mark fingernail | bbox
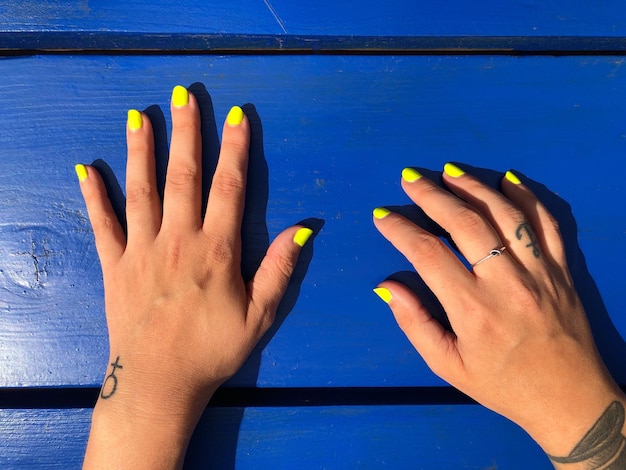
[373,287,392,304]
[443,163,465,178]
[505,170,522,185]
[172,85,189,108]
[293,227,314,247]
[401,167,422,183]
[127,109,143,131]
[75,164,88,182]
[373,207,391,219]
[226,106,244,126]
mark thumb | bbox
[247,226,313,333]
[374,280,462,382]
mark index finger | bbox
[372,206,475,310]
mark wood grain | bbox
[1,55,624,388]
[0,405,552,469]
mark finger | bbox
[440,164,545,272]
[247,226,313,335]
[372,207,475,312]
[75,164,125,270]
[501,170,567,268]
[203,106,250,248]
[125,110,161,244]
[399,167,512,275]
[162,85,202,231]
[373,280,463,383]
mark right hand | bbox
[373,164,625,461]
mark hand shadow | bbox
[91,84,319,469]
[385,164,626,385]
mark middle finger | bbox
[400,166,513,275]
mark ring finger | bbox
[440,163,545,273]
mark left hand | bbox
[80,86,312,469]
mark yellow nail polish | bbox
[443,163,465,178]
[75,164,88,182]
[127,109,143,131]
[172,85,189,107]
[293,227,313,247]
[401,167,422,183]
[226,106,244,126]
[505,170,522,185]
[373,287,392,304]
[373,207,391,219]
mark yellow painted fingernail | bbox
[172,85,189,108]
[373,207,391,219]
[443,163,465,178]
[127,109,143,131]
[373,287,392,304]
[401,167,422,183]
[226,106,244,126]
[505,170,522,185]
[293,227,313,247]
[75,164,88,182]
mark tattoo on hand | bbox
[100,356,123,399]
[548,401,626,469]
[515,222,541,258]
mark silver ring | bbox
[472,246,507,268]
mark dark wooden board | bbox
[0,405,551,468]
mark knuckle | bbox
[125,183,155,207]
[166,167,199,192]
[127,140,152,156]
[404,231,446,265]
[510,278,542,311]
[268,247,296,282]
[452,205,487,233]
[212,171,245,198]
[207,235,236,267]
[501,205,526,227]
[172,118,200,135]
[91,214,120,239]
[221,137,249,156]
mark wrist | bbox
[84,356,222,470]
[523,387,626,461]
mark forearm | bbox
[520,389,626,470]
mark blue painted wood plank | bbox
[0,55,625,388]
[0,405,551,468]
[1,0,626,40]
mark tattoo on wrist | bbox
[548,401,626,469]
[515,222,541,258]
[100,356,123,399]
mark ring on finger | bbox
[472,246,507,268]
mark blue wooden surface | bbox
[1,55,625,389]
[2,2,626,468]
[0,405,552,469]
[1,0,626,36]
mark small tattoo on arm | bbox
[548,401,626,469]
[515,222,541,258]
[100,356,123,399]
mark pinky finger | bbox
[374,280,462,382]
[75,164,126,269]
[501,170,567,269]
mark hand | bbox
[373,164,625,461]
[79,86,312,469]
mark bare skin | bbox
[373,165,626,468]
[79,87,312,469]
